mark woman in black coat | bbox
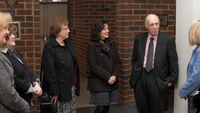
[87,20,121,113]
[41,17,80,113]
[2,24,42,107]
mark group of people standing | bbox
[0,11,42,113]
[0,11,200,113]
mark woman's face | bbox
[0,26,9,44]
[100,23,109,40]
[5,33,16,48]
[57,25,70,40]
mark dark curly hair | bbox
[6,23,17,40]
[90,20,109,41]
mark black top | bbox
[41,37,80,102]
[2,48,36,106]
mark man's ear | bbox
[144,23,148,29]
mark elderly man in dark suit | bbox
[130,14,179,113]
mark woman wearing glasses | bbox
[41,17,80,113]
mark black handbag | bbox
[38,92,57,113]
[38,60,57,113]
[193,92,200,113]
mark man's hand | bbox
[168,83,172,87]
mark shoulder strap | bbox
[40,41,56,87]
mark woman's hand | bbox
[178,93,187,100]
[108,75,116,85]
[33,82,42,97]
[51,95,58,104]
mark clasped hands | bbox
[108,75,116,85]
[33,82,42,97]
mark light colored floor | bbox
[75,75,94,108]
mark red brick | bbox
[17,10,32,15]
[162,0,175,4]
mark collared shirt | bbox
[143,33,158,68]
[2,47,9,54]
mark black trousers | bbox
[134,69,164,113]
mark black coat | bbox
[87,39,121,91]
[42,37,80,102]
[3,49,36,106]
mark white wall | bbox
[174,0,200,113]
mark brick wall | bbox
[69,0,117,78]
[116,0,176,106]
[70,0,176,106]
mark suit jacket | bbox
[3,48,36,106]
[179,46,200,98]
[87,39,121,91]
[42,37,80,102]
[130,32,179,95]
[0,52,29,113]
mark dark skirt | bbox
[89,89,119,106]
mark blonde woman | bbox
[0,11,29,113]
[179,20,200,113]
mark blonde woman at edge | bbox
[179,20,200,113]
[0,11,29,113]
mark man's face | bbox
[145,15,160,36]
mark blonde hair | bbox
[188,20,200,46]
[0,11,12,32]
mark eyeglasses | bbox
[62,27,70,30]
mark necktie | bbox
[8,49,23,64]
[146,37,154,72]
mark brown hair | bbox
[49,17,69,38]
[6,24,17,40]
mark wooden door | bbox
[40,1,69,51]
